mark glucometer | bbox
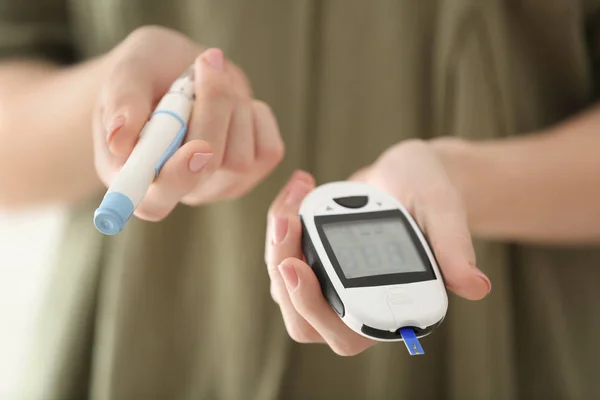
[299,181,448,355]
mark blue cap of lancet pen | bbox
[94,192,135,235]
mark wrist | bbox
[430,137,493,235]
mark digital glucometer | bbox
[299,181,448,355]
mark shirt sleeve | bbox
[0,0,76,64]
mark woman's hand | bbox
[94,26,284,221]
[264,140,491,356]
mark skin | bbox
[0,26,284,217]
[265,108,600,355]
[436,106,600,244]
[1,25,600,356]
[265,143,491,356]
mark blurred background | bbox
[0,207,66,398]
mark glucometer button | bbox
[388,292,413,306]
[328,290,345,317]
[333,196,368,209]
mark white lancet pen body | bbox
[94,66,195,235]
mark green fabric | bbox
[2,0,600,398]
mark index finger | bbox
[265,170,315,263]
[265,170,315,261]
[416,187,491,300]
[264,171,323,343]
[185,49,237,184]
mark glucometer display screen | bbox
[322,219,427,279]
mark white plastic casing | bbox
[107,75,194,205]
[299,181,448,342]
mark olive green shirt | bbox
[2,0,600,399]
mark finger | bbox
[348,166,371,182]
[252,100,285,166]
[265,170,315,261]
[100,38,198,159]
[100,65,154,159]
[134,139,213,221]
[202,100,286,201]
[267,170,315,219]
[278,258,375,356]
[185,48,236,183]
[265,174,322,343]
[221,100,255,173]
[416,187,491,300]
[228,62,253,98]
[268,217,324,344]
[266,173,315,265]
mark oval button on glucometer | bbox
[388,291,413,306]
[333,196,368,209]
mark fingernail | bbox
[203,48,224,70]
[272,216,288,245]
[285,184,310,206]
[185,65,195,81]
[476,270,492,294]
[292,170,312,184]
[106,115,126,143]
[278,263,299,291]
[188,152,213,172]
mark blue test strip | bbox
[399,327,424,356]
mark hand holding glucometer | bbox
[265,142,491,357]
[299,180,447,355]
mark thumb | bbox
[416,189,491,301]
[101,70,155,158]
[101,50,199,158]
[348,166,371,182]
